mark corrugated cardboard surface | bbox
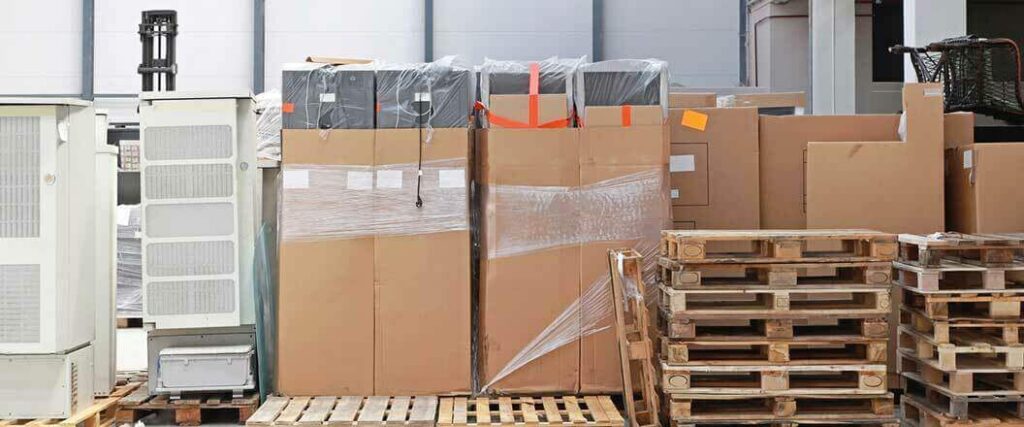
[948,143,1024,233]
[668,107,759,230]
[668,93,717,109]
[278,128,471,396]
[489,94,569,125]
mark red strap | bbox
[528,63,540,127]
[621,105,632,127]
[282,102,295,113]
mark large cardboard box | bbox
[278,129,376,395]
[948,142,1024,233]
[278,128,471,395]
[668,107,759,230]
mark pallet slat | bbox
[436,396,622,427]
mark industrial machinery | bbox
[94,110,119,396]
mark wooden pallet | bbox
[899,233,1024,268]
[116,386,259,426]
[661,337,887,366]
[894,261,1024,293]
[660,229,897,264]
[0,382,141,427]
[609,249,660,427]
[247,396,437,427]
[901,287,1024,320]
[898,326,1024,371]
[660,285,891,320]
[660,315,889,341]
[902,393,1024,427]
[899,351,1024,395]
[658,259,893,289]
[436,396,622,427]
[666,393,894,423]
[659,362,888,395]
[901,306,1024,346]
[671,422,898,427]
[904,372,1024,420]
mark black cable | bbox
[415,95,425,208]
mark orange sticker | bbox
[282,102,295,113]
[681,110,708,131]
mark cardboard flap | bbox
[584,106,663,127]
[305,56,373,65]
[668,93,717,109]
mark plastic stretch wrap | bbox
[574,59,669,121]
[280,159,469,242]
[481,168,669,391]
[116,205,142,316]
[376,56,475,129]
[479,57,584,115]
[281,62,376,130]
[256,90,282,161]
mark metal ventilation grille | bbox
[145,203,235,238]
[146,240,235,276]
[144,125,233,161]
[0,117,40,238]
[147,279,236,315]
[145,164,234,199]
[0,265,40,343]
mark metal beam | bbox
[424,0,433,61]
[82,0,95,100]
[738,0,747,85]
[254,0,266,93]
[592,0,603,61]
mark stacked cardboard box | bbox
[947,139,1024,233]
[896,233,1024,425]
[657,230,898,426]
[277,57,472,395]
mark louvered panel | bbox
[146,240,235,277]
[144,125,233,161]
[0,265,40,344]
[144,164,234,199]
[0,117,40,238]
[147,279,236,316]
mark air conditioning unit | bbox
[0,98,96,355]
[139,92,259,329]
[94,109,118,396]
[0,344,94,419]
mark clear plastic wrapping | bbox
[574,59,669,122]
[376,56,475,129]
[116,205,142,317]
[479,57,584,108]
[280,159,469,242]
[281,62,376,130]
[255,90,282,161]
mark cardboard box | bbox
[948,143,1024,233]
[668,93,717,109]
[278,128,471,396]
[668,107,759,230]
[805,83,944,234]
[278,129,376,395]
[488,94,570,126]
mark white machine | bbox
[94,110,118,396]
[139,92,259,397]
[0,98,99,418]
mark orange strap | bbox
[475,97,571,129]
[620,105,632,127]
[282,102,295,113]
[528,63,540,127]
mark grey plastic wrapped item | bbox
[255,90,282,161]
[376,56,475,129]
[280,158,469,242]
[574,59,669,122]
[281,62,375,129]
[116,204,142,317]
[479,57,584,127]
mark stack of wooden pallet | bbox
[896,233,1024,426]
[656,230,899,427]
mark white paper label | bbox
[924,87,943,97]
[319,93,336,103]
[346,171,373,190]
[438,169,466,188]
[670,155,696,172]
[282,170,309,189]
[671,189,679,199]
[415,92,431,103]
[376,170,403,189]
[116,206,133,226]
[963,150,973,169]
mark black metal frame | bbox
[138,10,178,92]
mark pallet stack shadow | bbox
[896,233,1024,426]
[656,230,898,426]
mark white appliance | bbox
[155,345,255,397]
[94,110,118,396]
[0,99,96,355]
[0,345,94,419]
[139,92,259,330]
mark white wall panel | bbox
[264,0,424,91]
[95,0,253,94]
[604,0,740,87]
[0,1,82,94]
[434,0,592,64]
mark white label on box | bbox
[376,170,403,189]
[346,171,373,190]
[963,150,973,169]
[415,92,432,103]
[670,155,696,172]
[671,189,679,199]
[924,87,943,97]
[319,93,336,103]
[282,170,309,189]
[438,169,466,188]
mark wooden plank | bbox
[541,397,562,424]
[386,397,410,425]
[583,396,609,424]
[436,398,454,426]
[497,397,514,425]
[247,396,290,426]
[562,397,586,424]
[358,397,389,425]
[452,397,467,426]
[474,398,490,425]
[520,397,539,425]
[298,397,336,425]
[598,397,623,424]
[276,397,311,425]
[407,397,436,427]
